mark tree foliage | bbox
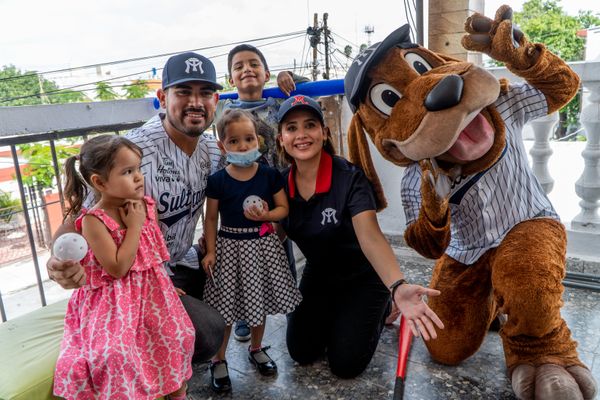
[514,0,600,61]
[124,80,150,99]
[18,142,80,189]
[0,190,22,223]
[95,81,119,101]
[511,0,600,138]
[0,65,86,107]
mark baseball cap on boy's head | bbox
[162,52,223,90]
[276,95,324,124]
[227,44,269,74]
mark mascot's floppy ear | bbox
[348,113,387,211]
[344,25,415,212]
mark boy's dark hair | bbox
[216,109,259,142]
[63,135,142,219]
[227,44,269,75]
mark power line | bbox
[297,34,308,76]
[0,30,305,84]
[331,49,350,72]
[0,70,154,103]
[330,31,359,48]
[1,33,307,104]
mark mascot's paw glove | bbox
[419,159,456,225]
[462,5,540,70]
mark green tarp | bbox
[0,299,68,400]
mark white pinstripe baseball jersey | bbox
[401,82,559,265]
[126,114,224,265]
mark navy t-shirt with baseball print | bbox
[206,163,284,229]
[281,152,377,281]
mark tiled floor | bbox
[187,246,600,400]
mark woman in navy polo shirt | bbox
[275,95,444,379]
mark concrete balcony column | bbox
[573,76,600,232]
[529,112,559,193]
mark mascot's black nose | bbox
[424,74,464,111]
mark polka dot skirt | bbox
[203,227,302,327]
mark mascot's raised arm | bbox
[343,5,596,400]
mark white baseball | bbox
[243,195,264,213]
[53,232,88,261]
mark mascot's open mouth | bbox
[381,110,496,164]
[445,112,494,162]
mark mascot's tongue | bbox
[446,113,494,162]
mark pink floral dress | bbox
[54,196,195,400]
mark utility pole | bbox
[429,0,482,63]
[364,25,374,46]
[37,74,49,104]
[323,13,330,80]
[416,0,424,46]
[312,13,319,81]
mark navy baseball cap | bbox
[162,52,223,90]
[277,95,324,124]
[344,24,416,113]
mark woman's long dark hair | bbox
[63,135,142,219]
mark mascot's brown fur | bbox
[343,5,597,400]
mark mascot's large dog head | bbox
[345,24,508,210]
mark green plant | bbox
[95,81,119,101]
[0,190,22,223]
[0,65,86,107]
[18,142,80,189]
[511,1,600,139]
[124,80,150,99]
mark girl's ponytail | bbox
[63,154,87,220]
[61,135,142,221]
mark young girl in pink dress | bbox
[53,135,195,400]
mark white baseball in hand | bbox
[243,195,264,213]
[53,233,88,261]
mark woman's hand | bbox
[393,284,444,340]
[244,200,270,221]
[119,200,146,229]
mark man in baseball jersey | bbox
[47,51,226,365]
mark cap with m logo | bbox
[162,52,223,90]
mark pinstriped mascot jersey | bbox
[126,114,223,263]
[401,83,559,265]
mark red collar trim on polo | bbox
[288,151,333,199]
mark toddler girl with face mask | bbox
[201,109,301,393]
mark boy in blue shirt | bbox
[218,44,309,169]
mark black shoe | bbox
[248,346,277,376]
[209,360,231,393]
[233,320,251,342]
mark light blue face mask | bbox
[226,147,262,167]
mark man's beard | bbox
[168,107,214,138]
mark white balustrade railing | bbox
[529,112,559,193]
[573,77,600,231]
[488,60,600,235]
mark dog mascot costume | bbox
[343,5,597,400]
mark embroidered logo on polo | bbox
[321,208,338,225]
[184,58,203,74]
